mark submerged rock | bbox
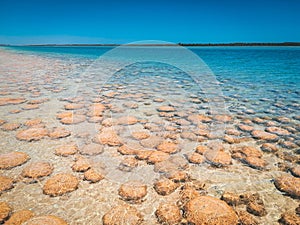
[24,118,43,127]
[221,192,242,206]
[60,114,85,125]
[80,143,104,156]
[0,152,30,169]
[117,145,138,155]
[117,116,138,125]
[0,97,26,106]
[204,149,232,167]
[0,202,12,223]
[72,156,91,172]
[236,210,258,225]
[21,162,53,179]
[94,130,122,146]
[246,201,267,217]
[278,212,300,225]
[157,106,175,112]
[0,176,14,193]
[251,130,278,141]
[118,181,147,202]
[266,126,290,136]
[55,144,78,156]
[23,215,68,225]
[49,127,71,139]
[187,152,205,164]
[274,175,300,198]
[261,143,278,153]
[238,124,255,132]
[4,210,34,225]
[140,136,163,149]
[84,168,104,183]
[157,141,178,154]
[131,131,150,140]
[16,128,48,141]
[147,151,170,164]
[184,196,238,225]
[102,204,143,225]
[155,202,182,225]
[154,178,179,196]
[43,173,79,196]
[291,166,300,177]
[119,157,138,172]
[1,123,21,131]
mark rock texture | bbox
[0,176,14,193]
[0,152,30,169]
[80,143,104,155]
[84,169,104,183]
[55,144,78,156]
[274,175,300,198]
[4,210,34,225]
[23,215,68,225]
[21,162,53,179]
[119,181,147,202]
[43,174,79,196]
[184,196,238,225]
[155,202,182,225]
[0,202,12,223]
[16,128,48,141]
[154,178,178,196]
[102,204,143,225]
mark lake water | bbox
[0,46,299,225]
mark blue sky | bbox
[0,0,299,44]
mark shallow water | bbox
[0,46,299,224]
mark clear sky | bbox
[0,0,299,44]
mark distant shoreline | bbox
[0,42,300,47]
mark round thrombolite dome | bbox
[118,181,147,202]
[102,204,143,225]
[184,196,238,225]
[43,173,79,196]
[155,202,182,224]
[0,202,12,223]
[21,162,53,179]
[23,215,68,225]
[0,152,30,169]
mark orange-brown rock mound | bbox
[43,174,79,196]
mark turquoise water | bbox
[2,46,300,117]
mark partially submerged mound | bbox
[16,128,48,141]
[84,168,104,183]
[0,176,14,193]
[21,162,53,179]
[155,202,182,224]
[4,210,34,225]
[118,181,147,202]
[251,130,278,141]
[43,174,79,196]
[0,202,12,223]
[0,97,26,106]
[184,196,238,225]
[274,175,300,198]
[94,130,122,146]
[0,152,30,169]
[154,178,179,196]
[79,143,104,155]
[23,215,68,225]
[102,204,143,225]
[55,144,78,156]
[49,127,71,139]
[1,123,21,131]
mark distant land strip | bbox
[0,42,299,47]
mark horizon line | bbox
[0,42,300,47]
